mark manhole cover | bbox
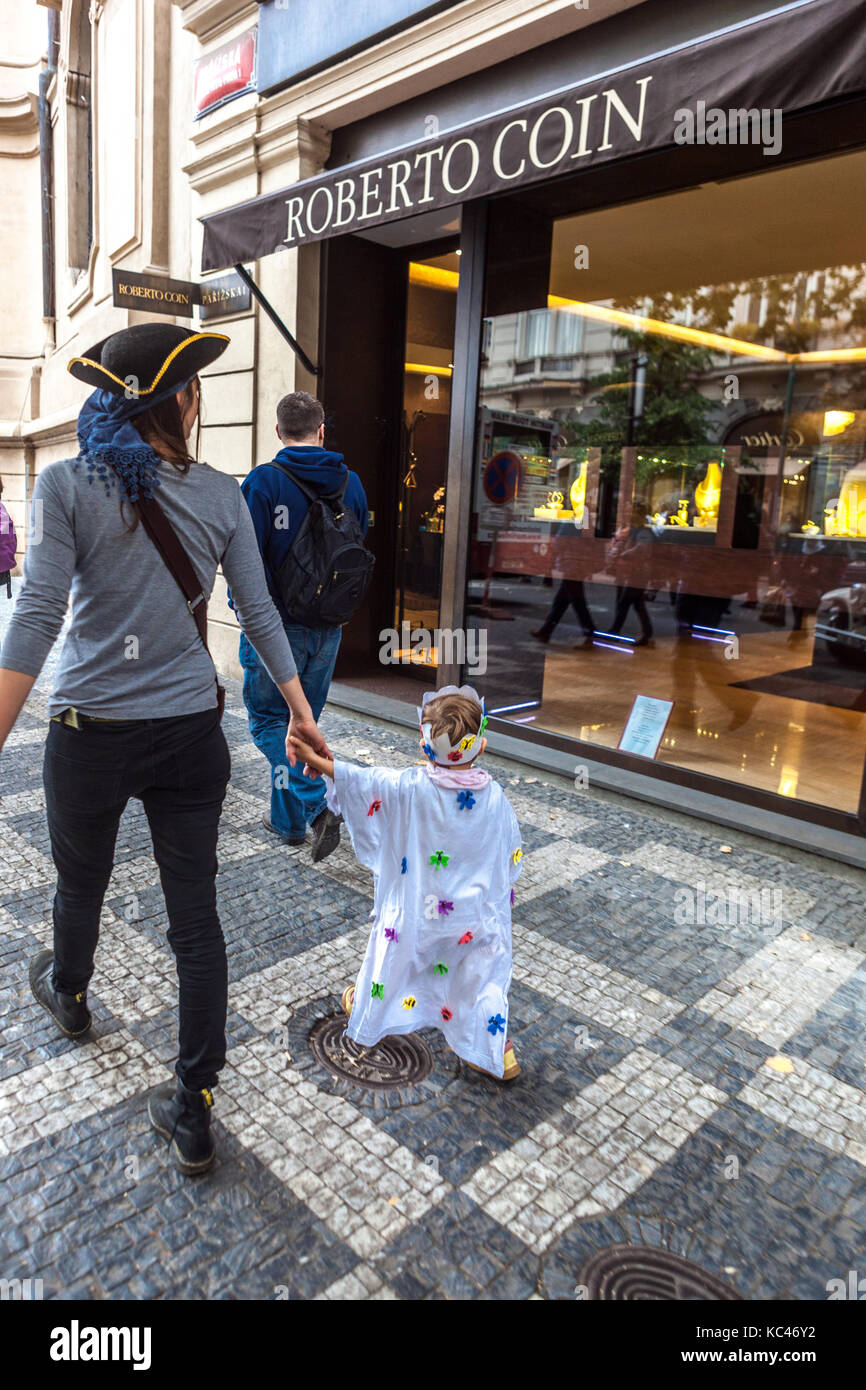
[309,1015,434,1090]
[578,1245,743,1300]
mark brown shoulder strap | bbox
[136,494,225,715]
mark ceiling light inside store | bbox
[822,410,856,436]
[548,296,866,366]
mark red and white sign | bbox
[194,30,256,119]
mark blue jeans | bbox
[240,625,341,840]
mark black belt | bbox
[50,707,136,730]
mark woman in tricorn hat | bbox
[0,323,330,1174]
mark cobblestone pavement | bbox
[1,582,865,1300]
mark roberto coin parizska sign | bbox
[111,268,250,320]
[199,0,866,273]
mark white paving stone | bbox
[693,927,862,1048]
[461,1047,726,1254]
[0,1030,169,1156]
[738,1057,866,1166]
[631,841,815,924]
[219,1032,449,1258]
[512,922,685,1042]
[516,838,610,902]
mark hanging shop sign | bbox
[112,269,251,321]
[200,0,866,271]
[194,28,257,120]
[112,269,198,317]
[198,272,252,320]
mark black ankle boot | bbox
[311,808,342,863]
[148,1079,216,1176]
[29,949,92,1037]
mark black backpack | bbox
[267,460,375,627]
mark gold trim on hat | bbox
[67,332,230,397]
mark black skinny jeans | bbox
[43,708,231,1091]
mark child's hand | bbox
[288,735,334,780]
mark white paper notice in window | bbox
[618,695,674,760]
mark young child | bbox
[290,685,522,1080]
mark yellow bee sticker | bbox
[513,848,523,864]
[402,996,417,1009]
[458,736,475,752]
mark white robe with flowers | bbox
[325,760,522,1076]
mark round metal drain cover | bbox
[578,1245,743,1300]
[309,1015,434,1090]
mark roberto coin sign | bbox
[111,269,250,321]
[200,0,866,271]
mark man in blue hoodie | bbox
[237,391,368,861]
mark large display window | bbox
[467,149,866,815]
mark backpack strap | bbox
[136,495,226,718]
[266,458,349,506]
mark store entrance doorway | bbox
[319,218,460,696]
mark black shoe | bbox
[148,1079,216,1176]
[29,949,92,1038]
[529,628,550,644]
[261,812,306,846]
[311,807,342,864]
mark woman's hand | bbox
[286,713,332,773]
[277,675,332,770]
[288,733,335,780]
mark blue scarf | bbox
[74,379,192,502]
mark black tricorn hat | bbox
[68,322,229,399]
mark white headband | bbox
[417,685,487,766]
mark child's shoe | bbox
[503,1038,521,1080]
[466,1039,521,1082]
[341,985,355,1017]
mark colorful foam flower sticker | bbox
[371,982,384,1000]
[447,750,462,762]
[512,848,523,864]
[510,888,515,905]
[367,798,382,816]
[384,927,399,943]
[402,996,417,1010]
[430,850,449,869]
[433,963,449,975]
[441,1007,453,1021]
[401,856,407,874]
[479,715,488,733]
[456,789,476,811]
[458,931,473,945]
[437,900,454,917]
[422,742,436,761]
[487,1014,506,1036]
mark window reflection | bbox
[469,151,866,812]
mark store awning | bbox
[201,0,866,271]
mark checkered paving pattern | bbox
[1,580,865,1300]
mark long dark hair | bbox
[135,377,200,470]
[122,378,201,529]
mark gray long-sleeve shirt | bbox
[0,458,297,718]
